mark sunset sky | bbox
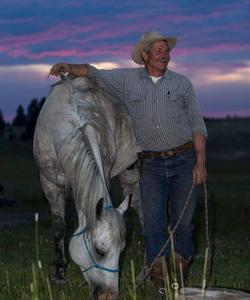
[1,0,250,120]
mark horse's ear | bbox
[96,198,104,220]
[117,194,130,215]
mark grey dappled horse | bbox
[33,75,141,299]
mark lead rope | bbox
[136,182,210,288]
[204,182,211,279]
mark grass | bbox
[0,136,250,299]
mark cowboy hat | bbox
[131,31,177,65]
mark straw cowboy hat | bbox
[131,31,177,65]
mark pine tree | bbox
[12,105,26,127]
[23,98,45,139]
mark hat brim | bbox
[131,36,177,65]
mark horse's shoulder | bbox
[71,77,95,90]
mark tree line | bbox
[0,97,45,140]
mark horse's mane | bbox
[56,77,115,233]
[58,127,103,233]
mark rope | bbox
[136,182,209,288]
[204,182,211,279]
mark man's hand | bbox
[50,63,88,77]
[193,134,207,185]
[192,161,207,185]
[50,63,71,76]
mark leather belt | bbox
[138,141,193,160]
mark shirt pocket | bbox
[125,92,146,119]
[158,91,184,118]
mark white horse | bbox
[33,74,141,299]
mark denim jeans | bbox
[140,148,197,263]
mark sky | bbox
[0,0,250,121]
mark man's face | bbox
[142,40,170,75]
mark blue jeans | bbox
[140,149,197,263]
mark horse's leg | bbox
[118,167,149,286]
[118,166,144,225]
[40,174,67,284]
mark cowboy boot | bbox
[150,256,168,296]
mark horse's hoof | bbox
[51,275,66,285]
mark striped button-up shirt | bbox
[88,66,207,151]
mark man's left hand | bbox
[192,162,207,185]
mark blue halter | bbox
[71,217,119,274]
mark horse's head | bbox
[69,196,129,300]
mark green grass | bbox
[0,136,250,299]
[0,221,88,300]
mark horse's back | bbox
[34,77,88,148]
[33,77,92,182]
[33,76,140,184]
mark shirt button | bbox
[156,126,159,129]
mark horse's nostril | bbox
[96,288,117,300]
[92,285,104,300]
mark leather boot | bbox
[172,253,190,285]
[150,256,168,295]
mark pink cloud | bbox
[177,20,250,47]
[1,22,97,48]
[174,43,250,56]
[208,0,250,18]
[12,45,133,60]
[1,7,249,64]
[0,19,140,60]
[0,18,143,61]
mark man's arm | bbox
[192,133,207,185]
[50,63,88,77]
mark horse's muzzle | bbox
[92,286,118,300]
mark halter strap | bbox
[104,203,113,210]
[72,226,119,273]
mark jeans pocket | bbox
[179,149,196,161]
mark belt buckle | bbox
[167,150,174,157]
[161,150,174,158]
[161,149,176,158]
[161,151,167,158]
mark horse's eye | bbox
[95,247,105,257]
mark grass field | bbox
[0,133,249,299]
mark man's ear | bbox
[141,51,148,63]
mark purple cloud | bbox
[0,0,249,119]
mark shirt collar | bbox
[139,68,171,79]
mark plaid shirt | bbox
[88,66,207,151]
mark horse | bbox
[33,74,141,299]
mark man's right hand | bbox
[49,63,88,77]
[50,63,71,76]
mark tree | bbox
[0,109,5,136]
[22,98,38,139]
[22,97,45,140]
[12,105,26,127]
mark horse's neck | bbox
[77,210,87,228]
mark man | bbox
[50,31,207,293]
